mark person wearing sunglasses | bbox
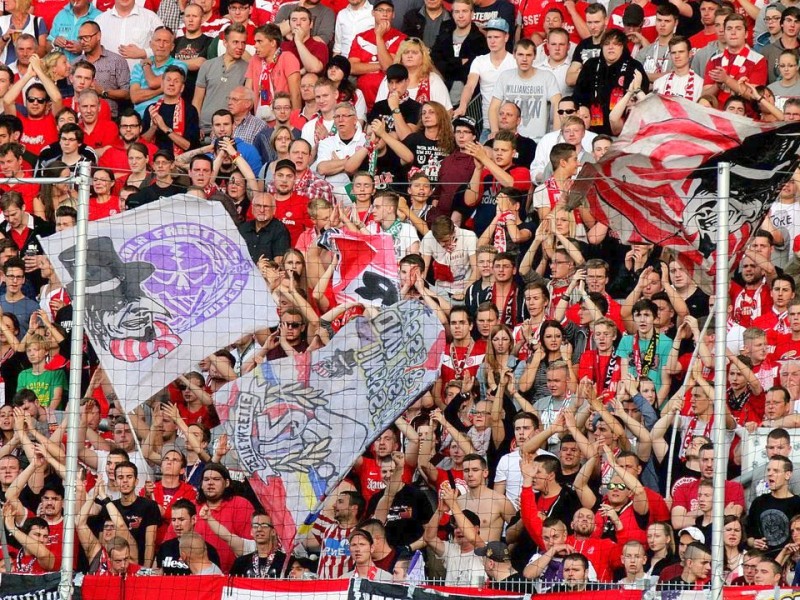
[3,53,61,156]
[529,97,596,184]
[265,307,309,361]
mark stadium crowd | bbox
[0,0,798,592]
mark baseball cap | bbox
[153,149,174,162]
[679,527,706,544]
[386,63,409,82]
[453,116,478,136]
[373,0,394,8]
[475,542,510,561]
[275,158,297,173]
[623,3,645,26]
[484,18,510,33]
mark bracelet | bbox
[230,152,240,162]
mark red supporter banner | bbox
[79,577,800,600]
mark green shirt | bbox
[17,368,66,408]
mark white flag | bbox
[40,195,276,411]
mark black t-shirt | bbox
[368,99,422,133]
[572,37,602,65]
[0,350,29,404]
[359,149,406,194]
[127,183,186,210]
[482,133,536,169]
[747,493,800,556]
[238,218,291,263]
[142,102,201,153]
[230,550,287,577]
[157,537,221,575]
[112,497,162,564]
[402,132,447,182]
[173,34,214,101]
[366,484,434,547]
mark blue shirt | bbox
[49,4,102,61]
[615,332,674,392]
[131,58,187,116]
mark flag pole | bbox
[59,161,92,600]
[710,162,731,600]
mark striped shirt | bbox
[312,516,355,579]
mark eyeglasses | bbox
[252,522,274,530]
[550,260,570,265]
[77,31,99,41]
[26,97,47,104]
[93,177,112,183]
[607,482,628,491]
[281,321,303,329]
[334,113,355,119]
[6,275,24,280]
[470,410,491,416]
[557,108,577,115]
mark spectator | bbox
[275,0,335,46]
[75,21,131,118]
[49,0,101,61]
[95,0,164,71]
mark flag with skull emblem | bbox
[40,195,277,412]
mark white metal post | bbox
[58,161,92,600]
[711,162,731,600]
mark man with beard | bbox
[156,499,221,575]
[99,109,158,180]
[193,463,255,572]
[268,159,311,246]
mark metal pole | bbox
[59,161,92,600]
[711,162,731,600]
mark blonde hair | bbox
[42,51,67,81]
[396,38,435,78]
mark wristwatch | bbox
[165,128,173,135]
[101,89,109,99]
[391,108,401,115]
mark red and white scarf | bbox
[416,76,431,104]
[153,97,187,156]
[662,71,696,101]
[258,50,281,109]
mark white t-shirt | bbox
[312,130,367,204]
[441,541,486,586]
[375,71,453,109]
[768,79,800,110]
[469,52,517,128]
[652,71,704,102]
[96,448,152,494]
[301,116,334,147]
[491,68,561,141]
[420,227,477,295]
[367,221,419,261]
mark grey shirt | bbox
[195,56,248,131]
[274,1,336,45]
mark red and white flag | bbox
[571,94,800,291]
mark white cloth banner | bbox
[40,195,276,411]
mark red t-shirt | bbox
[352,456,414,504]
[672,477,745,512]
[348,29,406,108]
[33,0,67,28]
[19,113,58,155]
[772,337,800,362]
[82,119,121,151]
[730,280,772,327]
[520,0,587,43]
[0,181,39,214]
[64,96,113,122]
[140,480,198,544]
[578,350,622,398]
[193,496,254,572]
[274,192,312,245]
[88,197,121,221]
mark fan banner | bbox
[571,94,800,292]
[39,195,276,412]
[214,300,445,553]
[316,229,400,307]
[78,576,792,600]
[0,573,66,600]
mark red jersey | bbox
[703,47,767,105]
[730,279,771,327]
[433,467,466,537]
[672,477,745,513]
[18,113,58,155]
[82,119,121,151]
[352,456,414,504]
[140,480,198,544]
[519,0,587,43]
[609,1,658,43]
[753,308,791,353]
[33,0,68,28]
[273,192,312,245]
[772,337,800,362]
[440,339,488,383]
[689,30,717,53]
[0,180,39,214]
[578,350,621,398]
[567,293,624,331]
[311,515,355,579]
[348,29,406,108]
[194,496,254,572]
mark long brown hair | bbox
[424,101,455,154]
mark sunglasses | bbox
[27,97,48,104]
[557,108,577,115]
[281,321,302,329]
[607,482,628,491]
